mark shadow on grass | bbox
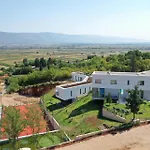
[47,100,72,112]
[68,100,104,118]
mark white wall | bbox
[143,91,150,101]
[71,72,87,82]
[92,73,150,101]
[56,83,92,101]
[92,74,150,91]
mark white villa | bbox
[55,72,92,101]
[56,70,150,102]
[92,70,150,103]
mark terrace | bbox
[61,77,92,88]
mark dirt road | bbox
[0,93,39,106]
[58,125,150,150]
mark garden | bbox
[42,92,122,139]
[104,100,150,122]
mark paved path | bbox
[57,125,150,150]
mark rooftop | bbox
[71,72,85,75]
[61,77,92,88]
[92,70,150,76]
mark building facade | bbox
[71,72,88,82]
[55,72,92,101]
[92,71,150,103]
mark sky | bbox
[1,0,150,40]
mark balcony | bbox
[92,93,105,100]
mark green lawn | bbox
[104,101,150,122]
[42,93,122,139]
[0,131,67,150]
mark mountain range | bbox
[0,32,148,45]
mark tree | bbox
[34,58,40,67]
[40,57,47,68]
[23,58,28,66]
[39,64,43,71]
[47,57,53,69]
[106,93,112,105]
[2,106,26,150]
[25,104,46,148]
[126,86,143,121]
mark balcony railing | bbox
[92,93,105,100]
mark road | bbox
[57,125,150,150]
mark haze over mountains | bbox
[0,32,148,45]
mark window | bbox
[127,80,130,85]
[140,90,144,98]
[70,91,72,97]
[110,80,117,84]
[80,89,82,94]
[89,87,91,91]
[120,89,124,95]
[138,81,144,86]
[84,88,86,93]
[75,76,77,81]
[95,79,101,84]
[56,91,59,96]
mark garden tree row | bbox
[74,50,150,72]
[6,50,150,76]
[23,57,54,68]
[6,67,72,93]
[21,50,150,71]
[1,104,44,150]
[11,57,72,75]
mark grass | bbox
[104,101,150,122]
[0,131,67,150]
[42,92,122,139]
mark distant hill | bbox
[0,32,148,45]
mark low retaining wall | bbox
[42,120,150,150]
[40,99,60,130]
[102,108,126,123]
[0,130,59,143]
[0,106,2,120]
[40,99,71,142]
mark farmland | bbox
[1,44,150,67]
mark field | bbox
[0,44,142,67]
[0,49,88,67]
[42,92,121,139]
